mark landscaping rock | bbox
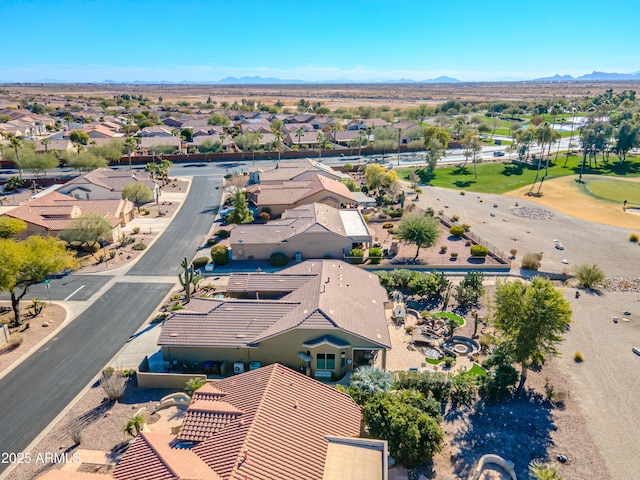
[509,206,553,220]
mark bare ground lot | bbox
[4,81,640,108]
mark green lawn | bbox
[584,179,640,204]
[400,154,640,194]
[458,363,488,377]
[425,357,443,365]
[433,311,465,327]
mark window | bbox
[317,353,336,370]
[341,351,346,368]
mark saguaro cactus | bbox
[179,257,194,303]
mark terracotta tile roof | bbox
[3,191,131,231]
[191,364,362,480]
[113,432,218,480]
[231,203,367,245]
[161,260,390,349]
[178,400,244,442]
[246,174,355,208]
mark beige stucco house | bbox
[230,203,371,261]
[248,158,349,184]
[157,260,391,381]
[2,191,133,242]
[56,167,158,202]
[246,173,356,217]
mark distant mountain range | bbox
[4,71,639,85]
[534,71,640,82]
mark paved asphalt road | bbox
[128,175,222,276]
[0,176,220,475]
[0,275,114,302]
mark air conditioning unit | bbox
[249,361,262,371]
[233,362,245,374]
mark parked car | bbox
[493,151,505,157]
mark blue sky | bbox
[1,0,639,82]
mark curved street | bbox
[0,176,221,476]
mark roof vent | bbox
[169,332,179,337]
[236,333,246,338]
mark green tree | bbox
[69,129,89,145]
[197,139,222,154]
[65,151,108,173]
[226,190,254,224]
[89,139,125,164]
[207,113,231,126]
[3,176,22,192]
[528,460,564,480]
[572,263,606,289]
[492,277,572,387]
[350,366,394,397]
[122,183,153,212]
[14,152,58,179]
[363,393,443,469]
[185,377,207,397]
[397,213,442,259]
[0,236,78,325]
[59,213,114,249]
[0,217,27,239]
[124,136,138,171]
[124,413,146,437]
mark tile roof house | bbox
[139,125,174,137]
[139,136,182,153]
[157,260,390,380]
[34,138,75,154]
[56,168,158,202]
[230,203,372,261]
[245,173,356,216]
[115,364,363,480]
[347,118,392,130]
[2,191,133,242]
[248,158,348,185]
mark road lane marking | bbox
[64,285,85,301]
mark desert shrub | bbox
[479,364,519,402]
[349,248,364,264]
[260,207,271,214]
[69,420,83,445]
[450,252,458,259]
[206,237,218,246]
[544,378,568,405]
[377,212,388,219]
[152,312,170,323]
[170,294,182,301]
[368,247,383,265]
[470,245,488,257]
[449,225,465,237]
[405,325,414,334]
[100,369,126,401]
[629,232,639,243]
[574,351,584,362]
[143,209,150,216]
[389,228,398,235]
[573,263,605,288]
[362,214,369,223]
[211,245,229,265]
[192,256,209,270]
[461,223,471,231]
[521,252,542,270]
[132,242,147,251]
[5,334,23,349]
[58,240,70,249]
[442,357,455,368]
[389,209,403,218]
[269,252,288,267]
[509,248,518,258]
[465,240,472,246]
[109,249,116,259]
[383,222,394,229]
[132,226,140,234]
[439,245,447,253]
[215,229,230,239]
[80,241,100,254]
[171,303,185,311]
[259,211,270,222]
[459,190,466,196]
[451,215,460,222]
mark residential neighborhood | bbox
[1,9,640,477]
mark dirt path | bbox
[505,175,640,230]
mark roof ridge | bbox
[138,432,180,479]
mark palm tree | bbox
[316,131,328,159]
[124,413,146,437]
[396,127,403,166]
[9,136,23,180]
[295,127,304,150]
[41,137,50,154]
[124,136,138,171]
[185,377,206,397]
[350,365,394,396]
[528,460,564,480]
